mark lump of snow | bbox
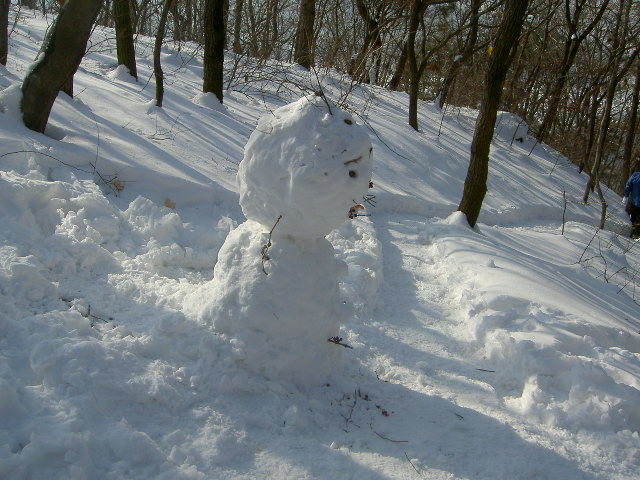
[238,94,373,238]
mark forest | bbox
[2,0,639,207]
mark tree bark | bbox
[203,0,225,102]
[21,0,103,132]
[458,0,530,228]
[114,0,137,79]
[0,0,9,66]
[293,0,315,69]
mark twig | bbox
[261,215,282,275]
[340,390,358,430]
[404,452,420,474]
[561,190,567,236]
[374,431,408,443]
[0,151,92,174]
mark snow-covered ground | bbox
[1,10,640,480]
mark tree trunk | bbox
[293,0,315,69]
[388,39,407,91]
[154,0,173,107]
[203,0,225,102]
[232,0,243,54]
[583,78,616,203]
[114,0,137,79]
[578,86,600,173]
[458,0,530,228]
[0,0,9,66]
[21,0,103,133]
[407,0,425,131]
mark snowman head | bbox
[238,95,373,238]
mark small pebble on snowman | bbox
[199,94,373,386]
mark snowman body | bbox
[201,95,373,385]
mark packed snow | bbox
[1,10,640,480]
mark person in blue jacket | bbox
[623,163,640,238]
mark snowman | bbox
[199,94,373,386]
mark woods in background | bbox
[5,0,640,212]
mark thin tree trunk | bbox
[388,39,407,91]
[0,0,9,66]
[458,0,530,228]
[21,0,103,132]
[203,0,225,102]
[579,86,599,172]
[407,0,426,130]
[154,0,173,107]
[232,0,243,54]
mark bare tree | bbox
[406,0,464,131]
[21,0,103,132]
[436,0,482,109]
[458,0,530,228]
[536,0,610,144]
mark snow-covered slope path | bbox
[353,212,639,479]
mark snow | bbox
[1,11,640,480]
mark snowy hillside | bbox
[1,11,640,480]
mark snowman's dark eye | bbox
[349,170,357,178]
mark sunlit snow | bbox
[1,10,639,480]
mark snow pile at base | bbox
[189,96,374,385]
